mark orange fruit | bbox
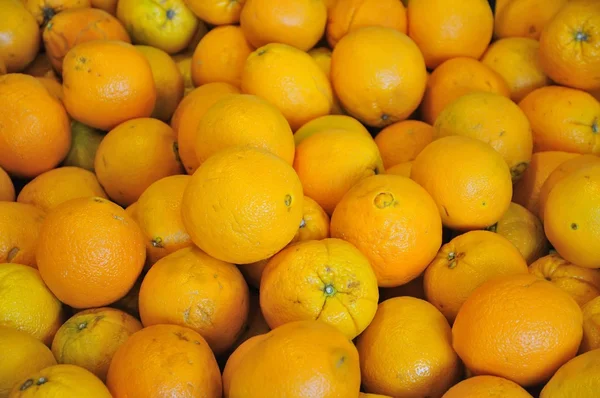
[240,0,326,51]
[434,91,533,181]
[62,40,156,131]
[494,0,566,40]
[294,129,383,215]
[0,74,70,179]
[241,43,333,131]
[0,202,45,267]
[0,326,57,398]
[51,307,142,381]
[195,94,294,166]
[170,82,239,174]
[519,86,600,154]
[227,290,270,354]
[184,0,245,25]
[24,0,91,27]
[139,246,249,356]
[22,53,56,79]
[222,334,267,397]
[9,364,111,398]
[540,349,600,397]
[0,167,15,202]
[420,57,511,125]
[544,163,600,269]
[326,0,407,47]
[17,167,107,213]
[307,47,345,115]
[62,121,104,172]
[135,45,184,122]
[36,196,146,309]
[442,375,533,398]
[91,0,116,14]
[172,51,194,96]
[191,25,252,87]
[407,0,494,69]
[453,273,583,386]
[539,1,600,91]
[106,324,221,397]
[385,161,412,177]
[331,27,426,127]
[411,136,513,231]
[424,230,529,322]
[481,37,550,102]
[331,174,442,287]
[530,253,600,308]
[581,296,600,353]
[260,238,379,339]
[182,147,303,265]
[227,320,361,398]
[42,8,131,74]
[356,297,460,397]
[0,263,64,345]
[293,114,371,146]
[374,120,434,168]
[35,77,63,103]
[0,0,40,73]
[94,118,184,207]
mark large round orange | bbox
[494,0,566,40]
[581,296,600,353]
[184,0,245,25]
[240,0,326,51]
[241,43,333,131]
[421,57,510,125]
[540,349,600,397]
[452,273,583,386]
[356,297,460,397]
[0,167,15,202]
[424,230,528,322]
[0,202,45,267]
[294,114,371,146]
[411,136,513,231]
[442,375,532,398]
[331,27,426,127]
[0,74,70,179]
[36,196,146,309]
[24,0,91,26]
[181,146,304,264]
[62,40,156,131]
[0,0,40,73]
[539,1,600,91]
[374,120,434,168]
[407,0,494,69]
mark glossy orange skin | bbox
[385,161,412,177]
[581,296,600,353]
[36,76,63,102]
[0,167,15,202]
[540,349,600,397]
[374,120,433,168]
[494,0,566,40]
[185,0,246,25]
[442,375,532,398]
[293,114,371,146]
[222,334,267,397]
[25,0,91,26]
[0,0,40,73]
[0,202,45,268]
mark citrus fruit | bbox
[581,296,600,353]
[0,0,40,73]
[442,375,532,398]
[0,167,15,202]
[24,0,91,27]
[294,114,371,146]
[0,202,45,267]
[540,349,600,397]
[374,120,434,169]
[184,0,245,25]
[62,121,105,172]
[494,0,566,40]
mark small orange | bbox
[171,51,194,96]
[22,53,56,79]
[374,120,434,168]
[0,202,45,267]
[540,349,600,397]
[0,0,40,73]
[94,118,184,207]
[222,334,267,397]
[385,161,412,177]
[294,114,371,145]
[0,167,15,202]
[331,27,426,127]
[35,77,63,102]
[62,120,104,172]
[62,40,156,131]
[494,0,566,40]
[24,0,91,27]
[442,375,533,398]
[91,0,117,14]
[36,196,146,309]
[581,296,600,353]
[184,0,245,25]
[307,47,345,115]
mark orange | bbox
[420,57,510,125]
[172,51,194,96]
[540,349,600,397]
[222,334,267,397]
[326,0,407,47]
[182,147,303,264]
[385,161,412,177]
[356,297,460,397]
[184,0,245,25]
[24,0,91,26]
[0,326,57,398]
[307,47,345,115]
[331,27,426,127]
[62,121,104,172]
[42,8,131,74]
[135,45,184,122]
[331,174,442,287]
[260,238,379,339]
[0,263,64,345]
[195,94,294,166]
[170,82,239,174]
[106,324,221,397]
[294,129,383,215]
[453,273,583,386]
[9,364,111,398]
[442,375,532,398]
[139,246,249,356]
[519,86,600,154]
[91,0,116,14]
[0,74,70,179]
[407,0,494,69]
[530,253,600,308]
[544,163,600,269]
[581,296,600,352]
[62,40,156,131]
[494,0,566,40]
[227,320,361,398]
[424,230,529,322]
[0,0,40,73]
[35,77,63,103]
[241,43,332,131]
[490,202,549,265]
[240,0,326,51]
[185,20,208,52]
[0,202,45,267]
[481,37,550,102]
[22,53,56,79]
[359,394,392,398]
[36,196,146,309]
[191,25,252,87]
[434,91,533,181]
[539,1,600,91]
[51,307,142,382]
[94,118,184,207]
[374,120,434,168]
[0,167,15,202]
[17,167,107,213]
[294,114,371,146]
[227,290,270,355]
[411,136,513,231]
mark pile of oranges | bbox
[1,0,600,396]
